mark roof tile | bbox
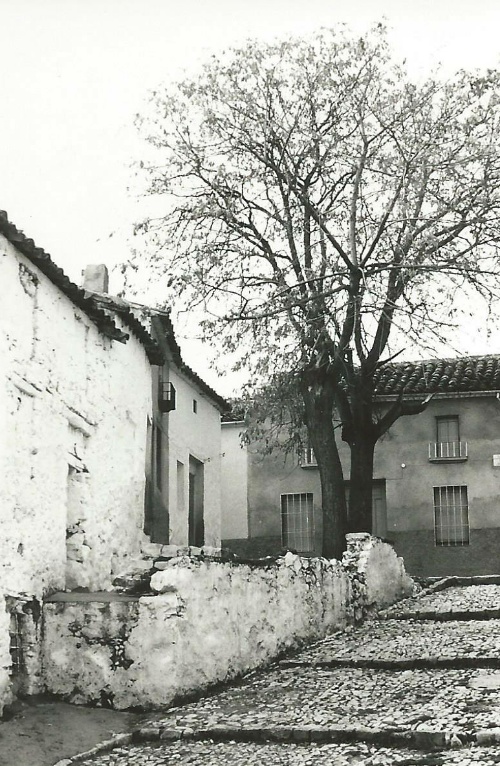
[373,355,500,396]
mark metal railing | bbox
[301,447,317,467]
[429,441,468,461]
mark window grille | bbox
[281,493,314,553]
[9,613,24,675]
[434,485,469,546]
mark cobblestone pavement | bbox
[384,585,500,620]
[71,583,500,766]
[284,620,500,666]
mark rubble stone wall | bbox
[343,533,416,619]
[42,536,414,710]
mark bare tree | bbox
[129,26,500,558]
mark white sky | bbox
[1,0,500,394]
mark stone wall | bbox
[42,535,415,710]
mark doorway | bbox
[188,456,204,546]
[372,481,387,538]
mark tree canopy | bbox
[129,25,500,557]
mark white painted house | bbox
[0,211,228,714]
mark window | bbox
[281,493,314,553]
[9,612,24,677]
[437,415,459,448]
[158,375,176,413]
[193,399,198,414]
[301,443,317,467]
[434,485,469,546]
[429,416,467,460]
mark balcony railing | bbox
[428,441,468,461]
[301,447,317,467]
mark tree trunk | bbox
[343,373,377,534]
[348,435,376,533]
[300,372,348,560]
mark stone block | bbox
[411,730,447,749]
[153,560,171,571]
[189,546,203,557]
[133,726,161,742]
[160,728,183,741]
[201,546,222,558]
[160,545,181,558]
[469,673,500,689]
[141,543,164,558]
[476,728,500,745]
[150,570,179,594]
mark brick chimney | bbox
[82,264,109,293]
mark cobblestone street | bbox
[63,583,500,765]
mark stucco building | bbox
[222,357,500,577]
[0,211,228,714]
[83,270,230,551]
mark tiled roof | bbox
[0,210,164,365]
[373,355,500,397]
[0,210,128,344]
[89,297,230,410]
[88,293,164,366]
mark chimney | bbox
[82,264,109,293]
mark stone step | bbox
[286,620,500,667]
[132,723,468,749]
[73,739,500,766]
[133,665,500,744]
[382,584,500,620]
[380,608,500,621]
[280,656,500,669]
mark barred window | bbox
[434,485,469,546]
[281,493,314,553]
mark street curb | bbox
[381,609,500,621]
[279,656,500,670]
[136,723,476,750]
[426,576,500,593]
[52,732,134,765]
[67,724,473,753]
[54,722,500,760]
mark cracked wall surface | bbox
[0,236,154,713]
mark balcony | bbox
[158,381,176,413]
[301,447,317,468]
[428,441,468,462]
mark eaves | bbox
[0,210,128,344]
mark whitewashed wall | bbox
[42,536,415,710]
[0,236,155,713]
[166,368,222,546]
